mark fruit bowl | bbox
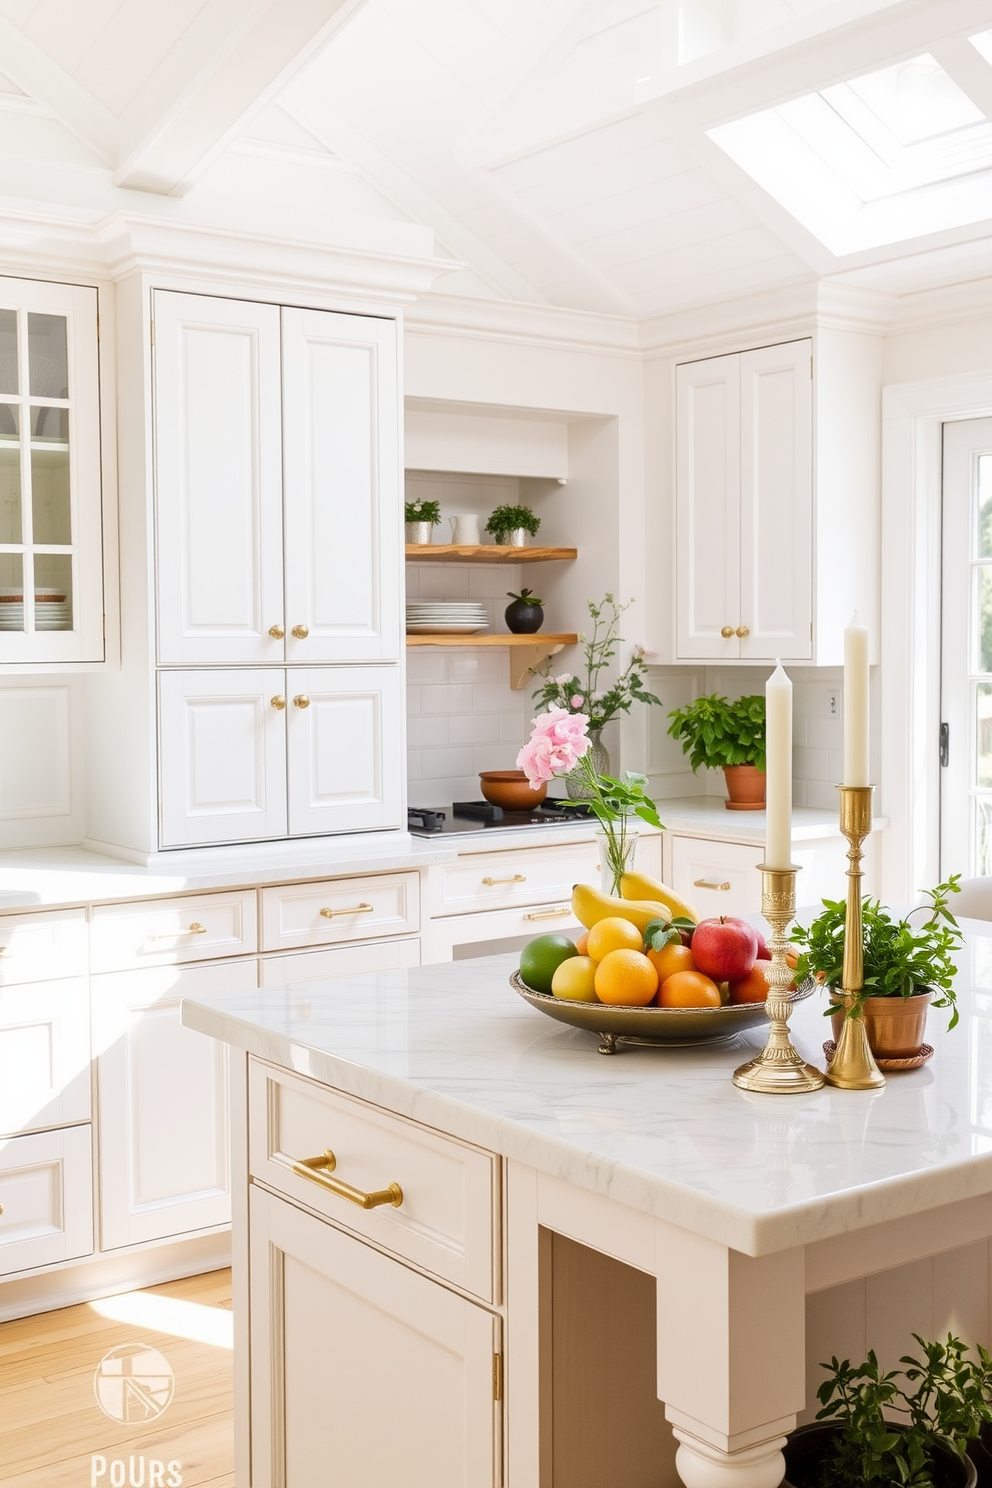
[510,970,815,1054]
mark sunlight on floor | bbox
[88,1290,234,1349]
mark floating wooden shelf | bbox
[405,544,577,564]
[405,632,578,689]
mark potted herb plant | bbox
[790,878,963,1060]
[666,693,766,809]
[505,589,544,634]
[405,499,441,545]
[532,595,662,799]
[485,503,540,547]
[783,1335,989,1487]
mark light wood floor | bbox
[0,1269,234,1487]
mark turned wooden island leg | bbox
[656,1223,806,1488]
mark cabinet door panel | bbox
[286,666,403,835]
[154,292,285,665]
[249,1186,499,1488]
[739,340,812,661]
[670,835,763,918]
[0,977,89,1137]
[0,1125,93,1276]
[94,958,257,1248]
[282,309,401,663]
[676,354,742,659]
[159,669,288,847]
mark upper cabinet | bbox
[674,331,879,666]
[676,339,812,662]
[153,292,401,667]
[0,276,104,665]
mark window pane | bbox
[28,313,67,399]
[978,682,992,786]
[980,454,992,558]
[0,405,21,544]
[0,554,24,633]
[978,566,992,672]
[33,554,72,630]
[0,311,16,395]
[30,406,67,443]
[31,440,70,544]
[978,797,992,877]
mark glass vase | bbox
[596,826,638,897]
[565,728,610,800]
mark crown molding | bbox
[404,290,641,357]
[884,275,992,336]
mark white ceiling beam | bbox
[114,0,368,196]
[0,16,117,163]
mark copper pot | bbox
[830,989,931,1058]
[479,770,547,811]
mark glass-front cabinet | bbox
[0,277,103,665]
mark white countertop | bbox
[653,796,862,843]
[182,924,986,1260]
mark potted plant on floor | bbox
[790,878,963,1061]
[784,1334,990,1487]
[485,503,540,546]
[666,693,766,809]
[405,498,441,545]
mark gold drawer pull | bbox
[0,1201,3,1215]
[320,903,374,919]
[693,879,732,891]
[148,921,208,940]
[524,906,571,921]
[482,873,526,886]
[292,1150,402,1211]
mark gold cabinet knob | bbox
[720,626,734,638]
[270,695,287,710]
[291,624,309,639]
[736,626,750,638]
[268,624,285,639]
[293,694,310,709]
[0,1201,3,1215]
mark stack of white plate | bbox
[0,590,71,631]
[406,601,489,635]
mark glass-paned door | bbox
[940,417,992,876]
[0,278,102,664]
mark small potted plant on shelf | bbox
[783,1334,990,1487]
[405,499,441,545]
[666,693,766,809]
[485,503,540,547]
[505,589,544,634]
[790,878,963,1061]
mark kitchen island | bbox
[180,932,992,1488]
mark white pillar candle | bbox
[765,661,793,869]
[844,612,870,787]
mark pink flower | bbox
[570,694,584,708]
[516,708,591,786]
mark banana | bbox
[620,870,700,924]
[571,882,672,934]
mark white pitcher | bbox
[449,514,481,545]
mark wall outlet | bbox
[827,691,841,719]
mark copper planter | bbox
[830,990,931,1059]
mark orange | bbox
[594,949,658,1006]
[728,963,779,1004]
[575,931,590,956]
[586,916,644,961]
[646,941,695,983]
[657,970,721,1008]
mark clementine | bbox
[586,916,644,961]
[657,970,721,1008]
[594,949,658,1006]
[646,941,694,983]
[729,962,795,1003]
[575,931,590,955]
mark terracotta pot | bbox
[722,764,766,811]
[784,1421,976,1487]
[478,770,547,811]
[830,989,932,1058]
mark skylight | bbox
[972,30,992,68]
[708,54,992,255]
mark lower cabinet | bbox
[158,666,404,847]
[94,958,258,1248]
[249,1183,501,1488]
[0,976,89,1137]
[667,831,857,918]
[0,1125,93,1275]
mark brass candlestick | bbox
[733,866,825,1094]
[824,786,885,1091]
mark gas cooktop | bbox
[408,800,594,836]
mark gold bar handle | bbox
[524,906,571,920]
[291,1150,402,1210]
[148,922,207,940]
[482,873,526,886]
[693,879,731,891]
[320,903,374,919]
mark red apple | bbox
[754,931,771,960]
[691,916,758,982]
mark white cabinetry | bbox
[0,276,105,667]
[0,1126,93,1275]
[676,339,812,662]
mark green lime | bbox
[519,934,579,994]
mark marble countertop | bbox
[182,926,988,1259]
[652,796,867,843]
